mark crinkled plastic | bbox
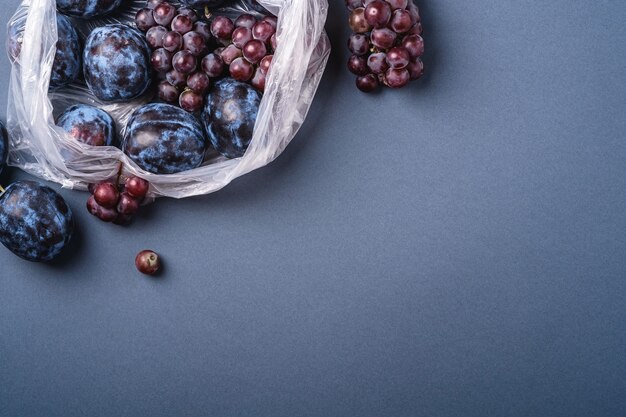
[6,0,330,198]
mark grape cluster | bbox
[87,176,150,225]
[345,0,424,92]
[136,1,212,112]
[205,14,277,92]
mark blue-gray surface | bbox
[1,1,625,416]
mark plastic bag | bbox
[6,0,330,198]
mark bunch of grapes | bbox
[345,0,424,92]
[87,176,150,225]
[205,14,277,92]
[136,0,214,112]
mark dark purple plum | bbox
[56,104,116,147]
[0,121,7,174]
[202,78,262,159]
[0,181,74,262]
[83,24,152,102]
[56,0,124,18]
[122,103,206,174]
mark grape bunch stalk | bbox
[345,0,424,92]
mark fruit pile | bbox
[87,176,150,225]
[136,1,276,112]
[345,0,424,92]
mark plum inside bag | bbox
[6,0,330,198]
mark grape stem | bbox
[0,185,4,195]
[204,6,212,19]
[115,161,124,187]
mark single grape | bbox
[259,54,273,74]
[387,0,408,10]
[153,3,176,26]
[408,22,423,35]
[211,16,235,40]
[407,58,424,80]
[345,0,363,10]
[146,25,167,49]
[93,182,119,209]
[384,68,410,88]
[263,16,278,29]
[390,9,412,33]
[172,50,197,74]
[87,196,118,222]
[135,250,161,275]
[166,69,186,87]
[242,39,267,64]
[157,80,179,102]
[386,46,410,69]
[183,31,207,56]
[171,14,193,34]
[187,71,210,94]
[135,8,156,32]
[125,176,150,200]
[220,44,243,65]
[117,192,140,215]
[348,55,369,75]
[235,14,256,29]
[232,27,253,49]
[146,0,163,9]
[177,6,198,23]
[408,2,421,24]
[229,57,254,81]
[179,90,204,112]
[367,52,389,74]
[201,53,225,77]
[251,67,266,91]
[402,34,424,58]
[252,21,275,44]
[349,8,371,33]
[151,48,173,72]
[270,33,277,51]
[193,21,212,42]
[348,33,370,56]
[370,27,396,49]
[356,73,378,92]
[162,31,182,52]
[364,0,391,29]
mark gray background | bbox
[1,1,625,416]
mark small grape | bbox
[386,46,410,69]
[349,8,371,33]
[251,67,266,91]
[348,55,368,75]
[135,250,161,275]
[348,33,370,56]
[229,57,254,81]
[370,27,396,49]
[252,21,275,44]
[201,53,225,77]
[384,68,410,88]
[157,80,179,103]
[146,0,163,9]
[177,6,198,23]
[387,0,408,10]
[117,192,140,215]
[232,27,253,49]
[263,16,278,29]
[193,21,212,42]
[390,9,412,33]
[345,0,363,11]
[356,73,378,92]
[93,182,119,209]
[135,8,156,32]
[183,31,207,56]
[364,0,391,29]
[179,90,203,113]
[125,176,150,199]
[171,14,193,34]
[407,58,424,80]
[162,31,182,52]
[153,3,176,26]
[408,22,423,35]
[87,196,118,222]
[242,39,267,64]
[211,16,235,40]
[220,44,243,65]
[402,34,424,58]
[146,25,167,49]
[172,50,197,74]
[235,14,256,29]
[259,54,273,74]
[367,52,389,74]
[166,69,186,87]
[271,34,277,51]
[151,48,172,72]
[408,2,421,24]
[187,72,210,94]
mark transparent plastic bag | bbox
[6,0,330,198]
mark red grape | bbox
[162,31,182,52]
[171,14,193,34]
[235,14,257,29]
[157,80,179,103]
[183,31,207,56]
[364,0,391,29]
[125,176,149,199]
[259,54,273,74]
[179,90,203,113]
[387,0,408,10]
[172,50,196,74]
[402,34,424,58]
[229,57,254,81]
[232,27,253,49]
[349,8,371,33]
[193,21,212,41]
[370,27,396,49]
[386,46,410,69]
[407,58,423,80]
[135,8,156,32]
[93,182,119,209]
[252,21,275,44]
[367,52,389,74]
[153,3,176,26]
[211,16,234,40]
[177,6,198,23]
[135,250,161,275]
[384,68,410,88]
[166,69,186,87]
[251,68,266,91]
[201,53,225,77]
[356,73,378,92]
[220,44,243,65]
[263,16,278,29]
[348,33,370,56]
[187,71,210,94]
[390,9,412,33]
[146,26,167,49]
[117,192,140,215]
[348,55,369,75]
[242,39,267,64]
[151,48,172,72]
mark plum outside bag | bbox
[6,0,330,198]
